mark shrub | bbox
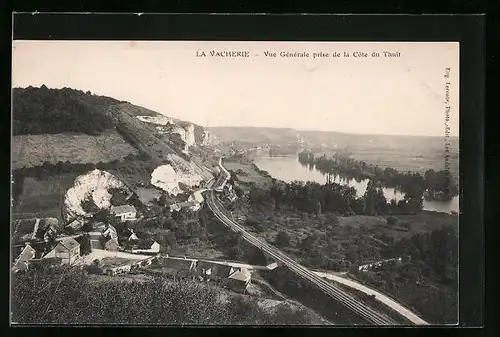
[386,216,399,226]
[274,231,291,247]
[13,86,116,135]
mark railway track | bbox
[206,187,398,325]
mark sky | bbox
[12,41,459,137]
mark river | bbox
[253,156,459,214]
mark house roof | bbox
[35,218,61,239]
[14,244,36,266]
[196,261,216,271]
[211,264,233,278]
[59,238,80,251]
[136,238,157,249]
[229,268,251,282]
[128,233,139,240]
[162,257,195,270]
[66,218,84,230]
[102,225,118,240]
[111,205,136,215]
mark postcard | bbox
[11,39,459,326]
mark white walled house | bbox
[43,238,80,265]
[12,244,37,273]
[131,240,161,255]
[110,205,137,221]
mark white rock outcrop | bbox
[202,130,219,146]
[136,115,173,126]
[185,124,196,147]
[64,169,128,220]
[150,154,204,196]
[151,165,183,196]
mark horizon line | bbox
[207,125,459,139]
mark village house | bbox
[223,184,238,202]
[90,256,156,276]
[169,200,201,213]
[89,232,104,250]
[102,225,119,251]
[195,261,251,292]
[160,256,197,274]
[33,218,61,243]
[196,260,217,278]
[123,228,139,241]
[12,243,37,273]
[130,238,161,255]
[110,205,137,221]
[13,218,62,245]
[207,263,235,280]
[43,237,81,265]
[227,268,252,293]
[65,217,86,232]
[120,229,160,254]
[196,261,234,279]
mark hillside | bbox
[13,86,120,135]
[11,266,326,325]
[11,86,216,221]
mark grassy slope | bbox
[13,174,81,221]
[12,130,138,170]
[11,266,325,325]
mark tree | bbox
[316,200,322,216]
[274,231,291,247]
[386,216,399,226]
[225,232,242,247]
[401,222,411,231]
[77,233,92,255]
[300,234,317,251]
[248,248,268,266]
[93,209,119,227]
[346,247,359,263]
[228,246,244,260]
[157,194,168,207]
[109,188,129,207]
[164,217,178,230]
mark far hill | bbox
[207,126,299,145]
[207,126,459,178]
[208,125,459,150]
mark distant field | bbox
[351,149,458,178]
[313,146,459,180]
[135,187,162,205]
[11,130,138,169]
[224,161,273,189]
[13,173,80,221]
[233,207,457,265]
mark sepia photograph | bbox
[11,40,459,326]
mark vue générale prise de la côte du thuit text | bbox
[196,50,402,59]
